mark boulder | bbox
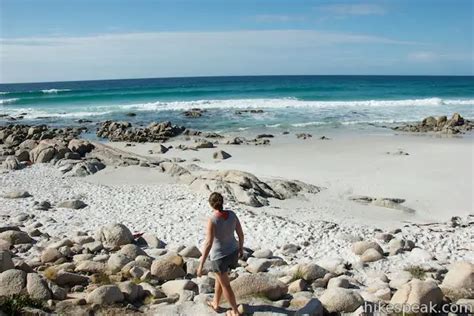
[35,201,52,211]
[388,238,405,255]
[150,256,186,281]
[0,269,26,296]
[119,244,147,259]
[185,258,211,276]
[62,159,106,177]
[195,141,214,149]
[1,190,31,199]
[83,241,103,253]
[327,277,350,289]
[246,258,272,273]
[155,144,169,154]
[3,156,21,170]
[441,261,473,291]
[447,112,465,127]
[118,281,142,302]
[213,150,232,160]
[64,152,81,160]
[361,248,384,263]
[49,238,74,249]
[422,116,437,127]
[26,273,52,300]
[41,247,63,263]
[30,142,56,163]
[15,149,30,162]
[96,120,185,142]
[129,266,148,279]
[75,261,106,274]
[0,239,11,251]
[135,255,153,269]
[297,263,328,281]
[86,285,124,305]
[96,223,133,249]
[0,230,34,245]
[183,109,205,118]
[57,200,87,209]
[107,253,133,273]
[178,245,201,258]
[351,241,383,256]
[375,232,394,242]
[54,271,89,287]
[161,279,198,297]
[288,279,307,293]
[319,288,364,313]
[394,113,472,134]
[68,139,94,156]
[390,279,443,311]
[253,249,273,259]
[19,139,38,150]
[230,273,288,300]
[0,250,14,272]
[46,280,68,300]
[140,282,166,298]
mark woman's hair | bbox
[209,192,224,211]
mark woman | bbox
[197,192,244,316]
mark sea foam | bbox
[0,98,19,105]
[117,97,474,112]
[41,89,72,94]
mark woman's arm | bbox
[197,218,214,276]
[235,217,244,257]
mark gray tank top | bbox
[210,211,239,261]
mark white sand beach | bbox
[106,132,474,225]
[1,129,472,253]
[0,123,473,315]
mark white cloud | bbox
[318,3,386,16]
[0,30,426,83]
[407,51,472,63]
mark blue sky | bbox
[0,0,472,83]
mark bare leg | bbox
[215,272,239,315]
[212,276,222,309]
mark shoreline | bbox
[106,131,473,225]
[0,117,473,314]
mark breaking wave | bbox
[115,97,474,112]
[0,98,19,105]
[41,89,72,94]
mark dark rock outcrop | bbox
[96,121,186,143]
[393,113,473,135]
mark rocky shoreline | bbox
[393,113,473,135]
[1,116,473,315]
[0,215,472,315]
[1,122,325,208]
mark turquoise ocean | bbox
[1,76,473,134]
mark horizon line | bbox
[2,73,473,85]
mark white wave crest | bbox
[0,92,9,95]
[41,89,72,94]
[0,98,19,105]
[117,97,474,112]
[291,121,326,127]
[4,109,113,119]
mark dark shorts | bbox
[211,250,239,273]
